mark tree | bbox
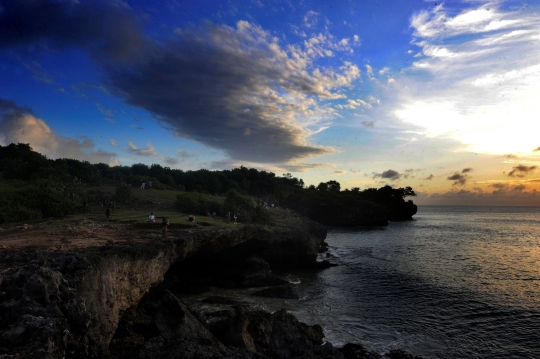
[326,180,341,192]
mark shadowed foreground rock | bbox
[0,212,423,359]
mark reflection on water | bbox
[181,206,540,359]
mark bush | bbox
[114,184,134,203]
[176,192,222,215]
[0,180,77,223]
[223,189,258,223]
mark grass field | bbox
[0,184,303,235]
[0,185,240,231]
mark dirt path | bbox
[0,221,161,251]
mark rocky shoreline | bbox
[0,212,422,359]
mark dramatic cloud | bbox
[0,0,145,62]
[106,21,359,163]
[1,1,365,166]
[373,169,401,181]
[508,164,537,178]
[0,99,119,165]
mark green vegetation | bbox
[0,143,417,225]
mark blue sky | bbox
[1,0,540,205]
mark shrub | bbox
[176,192,222,215]
[114,184,134,203]
[223,189,258,223]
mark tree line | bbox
[0,143,416,224]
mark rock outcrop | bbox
[282,194,417,227]
[0,213,328,358]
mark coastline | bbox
[0,210,422,359]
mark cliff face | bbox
[0,213,327,358]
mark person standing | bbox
[233,212,237,224]
[161,217,169,239]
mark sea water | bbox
[281,206,540,358]
[182,206,540,358]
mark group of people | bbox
[140,180,153,190]
[105,209,238,240]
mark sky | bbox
[1,0,540,206]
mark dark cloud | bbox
[105,23,348,163]
[461,168,473,173]
[0,98,119,164]
[362,121,374,128]
[488,183,509,191]
[425,174,434,180]
[533,146,540,152]
[373,169,401,181]
[508,164,537,178]
[164,157,179,166]
[0,0,144,62]
[1,2,359,164]
[447,172,468,186]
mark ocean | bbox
[184,206,540,358]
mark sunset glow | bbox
[1,0,540,205]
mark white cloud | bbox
[365,64,374,79]
[303,10,319,28]
[394,1,540,155]
[0,107,119,165]
[378,67,390,75]
[336,98,373,110]
[126,141,159,157]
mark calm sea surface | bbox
[184,206,540,358]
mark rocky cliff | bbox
[0,210,423,359]
[0,211,329,358]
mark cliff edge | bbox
[0,209,327,358]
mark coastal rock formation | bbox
[0,211,423,359]
[282,192,417,227]
[0,213,327,358]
